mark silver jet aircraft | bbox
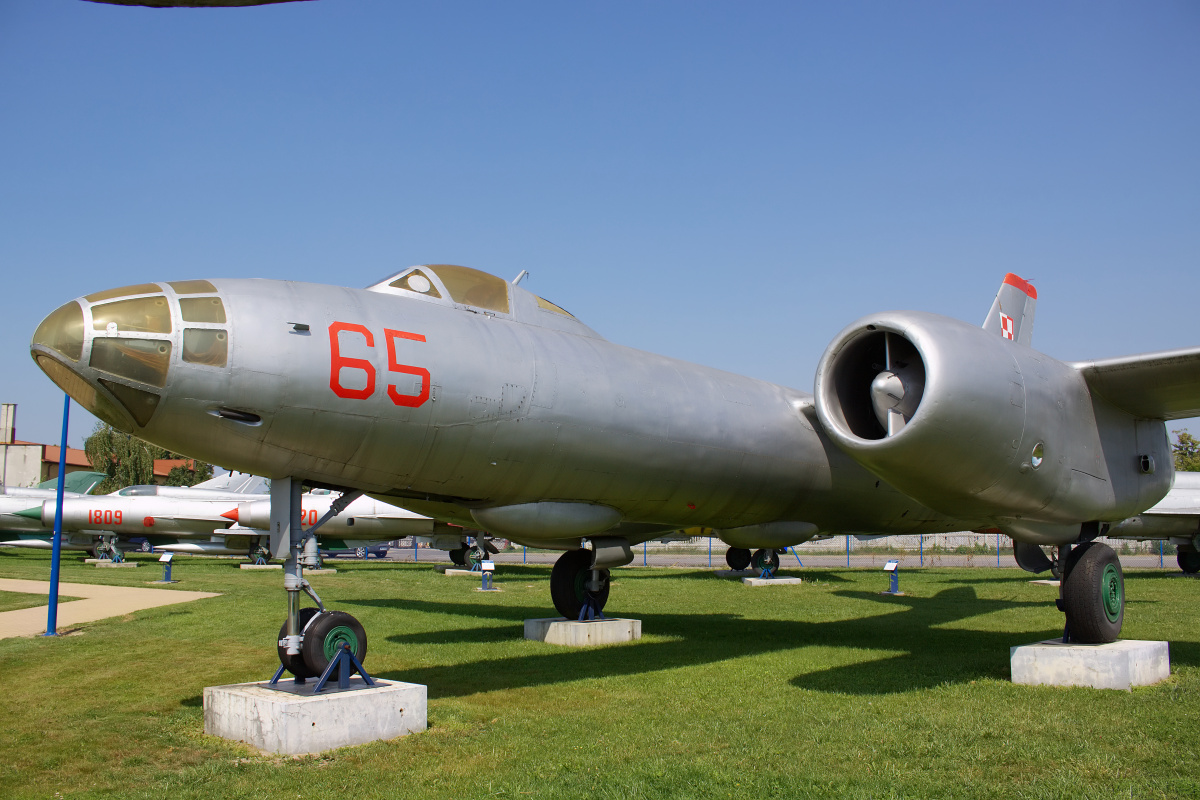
[29,266,1200,680]
[1106,471,1200,573]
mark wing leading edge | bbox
[1072,346,1200,421]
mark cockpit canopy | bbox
[366,264,599,338]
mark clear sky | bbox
[1,0,1197,451]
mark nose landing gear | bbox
[270,478,369,681]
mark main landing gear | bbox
[271,478,369,681]
[1178,544,1200,575]
[449,538,492,569]
[725,547,751,571]
[549,538,633,621]
[1057,541,1124,643]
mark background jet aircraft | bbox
[1106,471,1200,573]
[28,265,1200,679]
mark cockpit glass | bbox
[168,280,218,295]
[90,338,172,387]
[389,269,442,298]
[180,297,227,323]
[85,284,161,303]
[92,297,172,335]
[536,296,575,318]
[425,265,510,314]
[33,301,85,361]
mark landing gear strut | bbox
[1057,541,1124,643]
[271,478,368,680]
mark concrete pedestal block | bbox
[204,678,427,755]
[95,562,138,568]
[1010,639,1170,691]
[239,564,282,570]
[435,567,480,577]
[304,569,337,575]
[524,617,641,646]
[742,576,802,586]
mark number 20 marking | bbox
[328,322,430,407]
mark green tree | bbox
[1172,430,1200,472]
[83,422,215,494]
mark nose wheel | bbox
[752,548,780,575]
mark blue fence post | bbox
[1160,540,1164,569]
[523,546,527,564]
[846,536,850,568]
[44,395,70,637]
[643,541,647,567]
[708,537,712,568]
[919,535,924,567]
[996,533,1001,567]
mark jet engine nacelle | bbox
[814,311,1172,543]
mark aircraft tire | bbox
[752,548,780,573]
[550,549,610,619]
[725,548,751,571]
[277,607,320,679]
[1061,542,1123,643]
[301,611,368,680]
[449,547,467,567]
[1177,547,1200,575]
[467,545,486,569]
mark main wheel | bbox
[550,549,610,619]
[301,611,368,679]
[725,547,751,571]
[354,547,367,559]
[1177,546,1200,575]
[449,547,467,566]
[1061,542,1124,643]
[467,545,486,569]
[277,607,320,679]
[752,548,780,573]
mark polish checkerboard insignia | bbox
[1000,313,1014,340]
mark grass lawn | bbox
[0,588,80,612]
[0,548,1197,799]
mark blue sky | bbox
[1,0,1197,450]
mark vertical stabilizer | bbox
[982,273,1037,346]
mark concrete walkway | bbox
[0,578,220,639]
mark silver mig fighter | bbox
[29,266,1200,680]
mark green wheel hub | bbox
[1101,563,1123,623]
[321,625,360,661]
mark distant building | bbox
[0,404,93,487]
[153,458,200,485]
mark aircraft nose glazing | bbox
[30,280,229,432]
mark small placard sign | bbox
[481,560,495,571]
[883,560,899,572]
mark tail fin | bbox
[982,273,1037,346]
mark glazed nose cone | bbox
[31,282,183,431]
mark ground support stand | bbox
[1010,639,1169,690]
[524,617,642,647]
[204,673,426,755]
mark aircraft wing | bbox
[1072,346,1200,420]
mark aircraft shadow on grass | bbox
[346,586,1070,697]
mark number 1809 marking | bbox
[328,322,430,407]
